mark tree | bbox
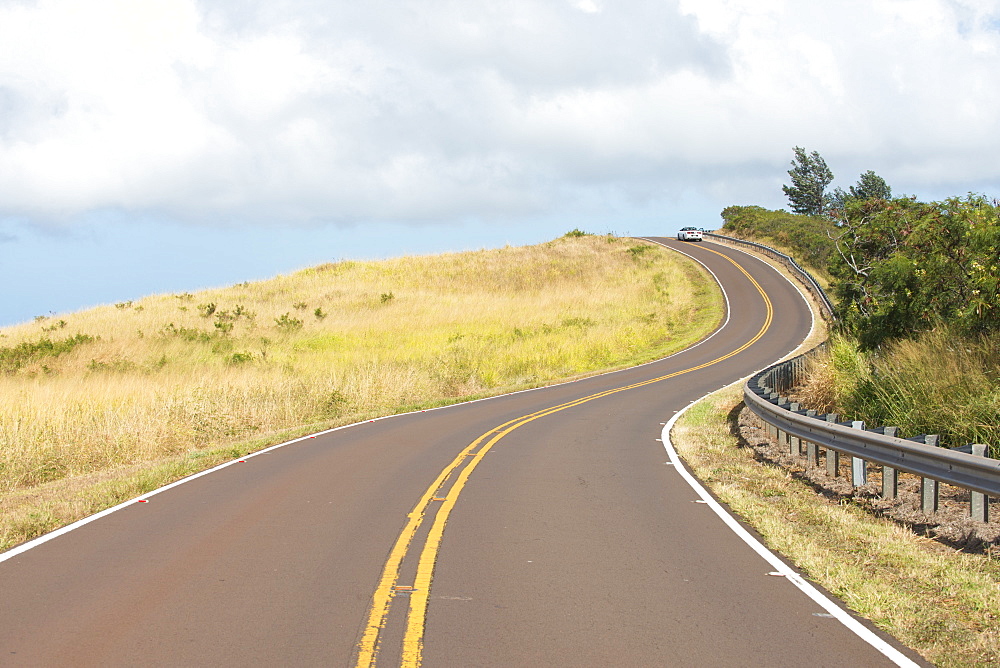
[829,194,1000,349]
[829,170,892,222]
[848,170,891,201]
[828,186,849,213]
[782,146,834,216]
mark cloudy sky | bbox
[2,0,998,326]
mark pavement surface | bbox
[0,239,925,667]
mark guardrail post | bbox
[802,409,818,465]
[880,427,898,499]
[922,478,940,513]
[763,398,778,439]
[919,435,940,513]
[825,414,839,477]
[765,392,779,441]
[850,421,867,487]
[805,439,819,467]
[776,397,789,449]
[971,444,991,522]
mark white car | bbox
[677,227,703,242]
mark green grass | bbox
[797,329,1000,457]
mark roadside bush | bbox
[274,313,304,331]
[800,330,1000,454]
[830,195,1000,349]
[0,333,95,374]
[227,352,254,365]
[720,205,837,270]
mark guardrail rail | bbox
[744,347,998,522]
[695,229,996,520]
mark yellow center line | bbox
[356,246,773,667]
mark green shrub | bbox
[720,205,837,270]
[227,352,254,365]
[274,313,304,331]
[87,359,136,373]
[627,244,651,259]
[160,323,213,343]
[0,333,96,374]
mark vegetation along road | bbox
[0,239,925,666]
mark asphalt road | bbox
[0,239,923,667]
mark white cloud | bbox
[573,1,602,14]
[0,0,998,227]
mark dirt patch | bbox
[737,406,1000,555]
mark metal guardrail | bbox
[704,232,836,321]
[744,348,998,520]
[689,229,994,516]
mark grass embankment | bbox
[0,234,723,551]
[797,330,1000,457]
[674,386,1000,667]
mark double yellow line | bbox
[354,246,773,667]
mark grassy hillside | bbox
[799,329,1000,456]
[0,233,723,549]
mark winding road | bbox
[0,239,923,666]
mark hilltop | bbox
[0,233,723,549]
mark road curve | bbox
[0,239,922,667]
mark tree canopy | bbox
[830,194,1000,349]
[830,170,893,215]
[782,146,834,216]
[849,170,892,201]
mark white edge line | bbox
[659,389,919,667]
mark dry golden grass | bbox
[0,234,723,549]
